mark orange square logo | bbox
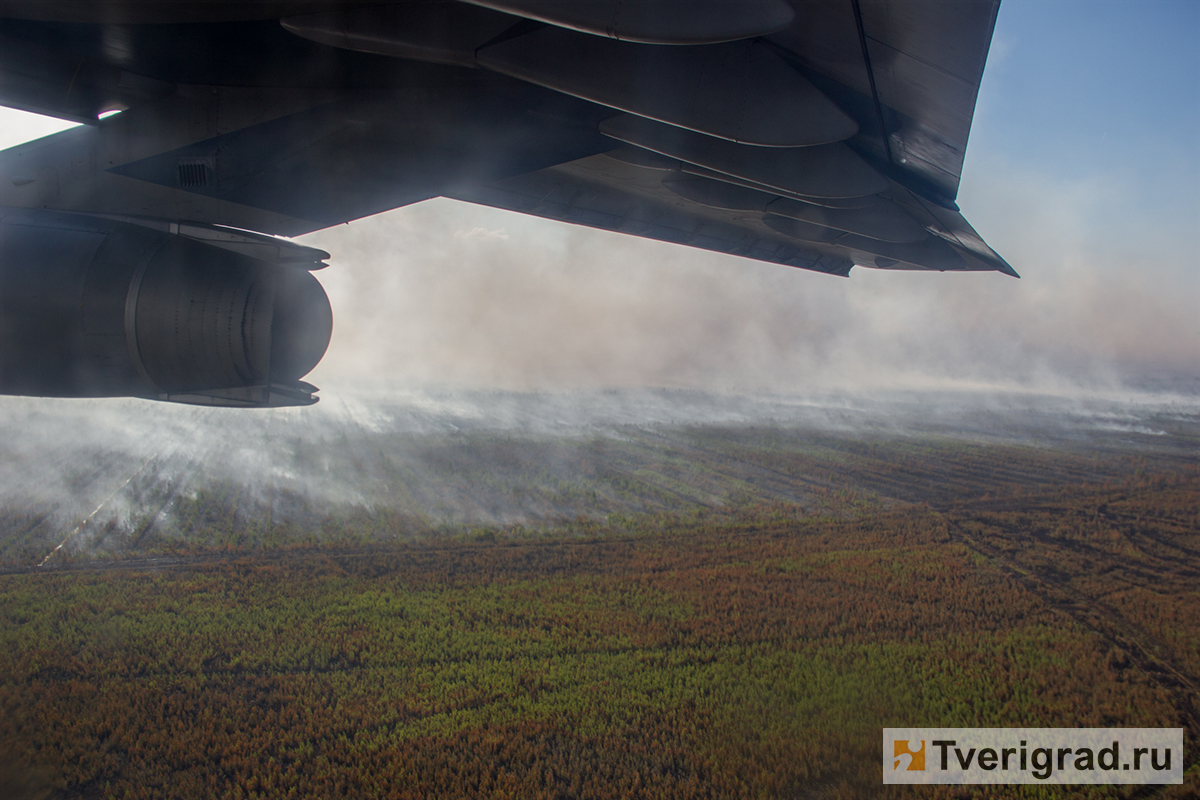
[894,739,925,771]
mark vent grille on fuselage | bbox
[178,161,210,188]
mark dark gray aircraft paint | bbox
[0,0,1011,407]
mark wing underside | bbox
[0,0,1012,277]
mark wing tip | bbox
[994,258,1020,279]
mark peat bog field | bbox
[0,391,1197,799]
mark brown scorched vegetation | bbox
[0,432,1196,799]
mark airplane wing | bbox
[0,1,1012,406]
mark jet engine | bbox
[0,208,332,407]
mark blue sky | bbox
[1,1,1196,396]
[976,0,1198,174]
[967,0,1199,241]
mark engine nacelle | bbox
[0,208,332,407]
